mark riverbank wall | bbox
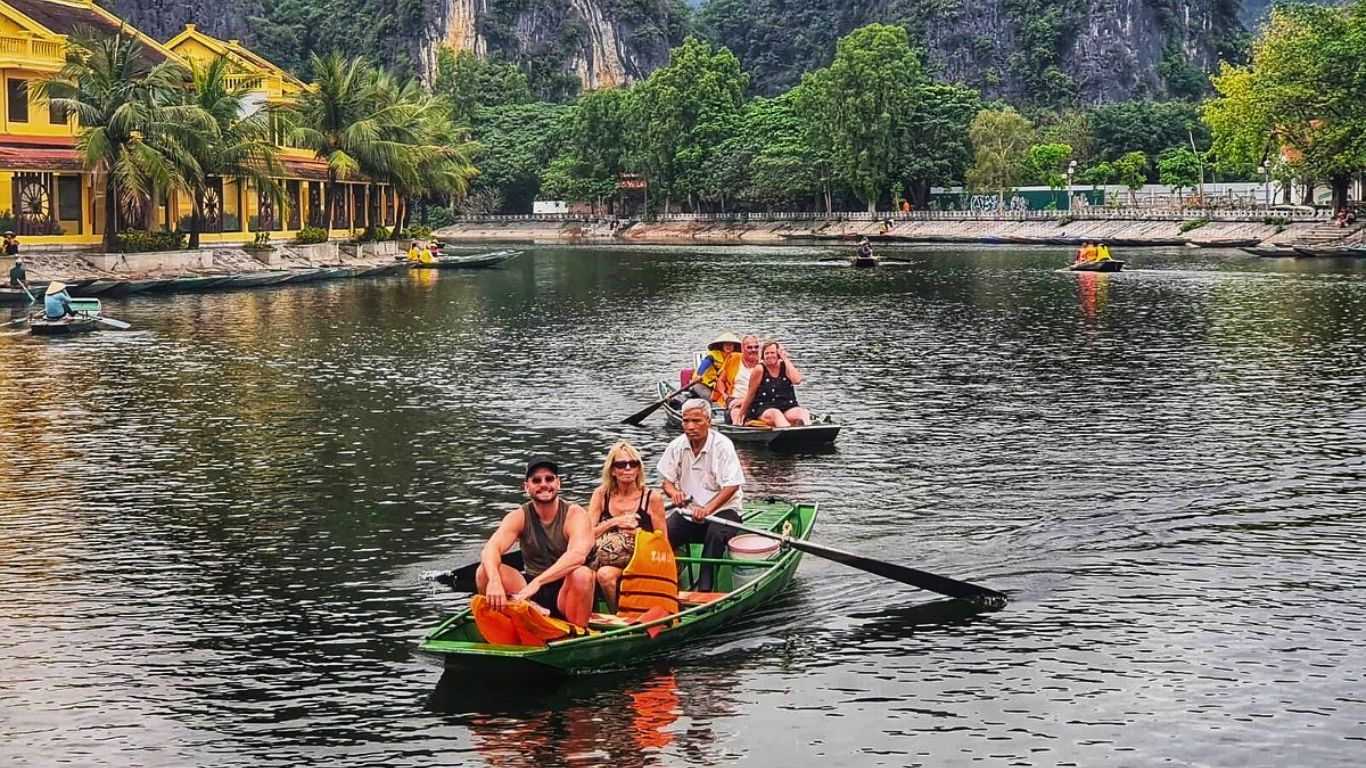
[433,213,1326,248]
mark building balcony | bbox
[0,35,65,70]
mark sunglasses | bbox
[611,459,642,470]
[527,474,558,485]
[744,345,759,350]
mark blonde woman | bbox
[587,441,669,612]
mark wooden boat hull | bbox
[1066,259,1125,272]
[851,257,878,268]
[226,271,295,288]
[418,499,817,676]
[1292,246,1361,258]
[1241,247,1297,258]
[414,250,522,269]
[103,278,174,295]
[71,280,121,297]
[147,275,232,292]
[656,381,841,447]
[0,287,33,305]
[29,314,98,335]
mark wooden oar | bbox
[2,315,29,326]
[424,550,524,593]
[20,282,36,305]
[92,315,130,330]
[700,513,1008,609]
[623,383,689,425]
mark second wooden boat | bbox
[413,250,522,269]
[656,382,841,448]
[29,314,98,335]
[1066,259,1125,272]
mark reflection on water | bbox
[3,245,1366,767]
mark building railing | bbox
[449,208,1329,224]
[0,35,65,64]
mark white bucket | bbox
[728,534,780,589]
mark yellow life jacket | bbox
[617,528,680,619]
[1096,245,1112,260]
[470,594,593,647]
[696,350,726,388]
[407,247,420,262]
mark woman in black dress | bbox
[735,341,811,428]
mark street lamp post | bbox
[1066,160,1077,211]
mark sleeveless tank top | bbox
[599,489,654,532]
[732,363,755,403]
[746,361,800,420]
[517,500,569,578]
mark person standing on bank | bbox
[476,455,596,627]
[659,399,746,592]
[3,230,19,257]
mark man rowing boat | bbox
[476,455,595,627]
[659,399,746,592]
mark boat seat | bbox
[679,591,727,606]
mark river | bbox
[2,245,1364,767]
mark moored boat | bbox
[851,255,878,268]
[28,313,98,335]
[1240,246,1298,258]
[0,287,33,305]
[148,275,232,292]
[1066,259,1125,272]
[418,498,817,676]
[413,249,522,269]
[103,278,175,295]
[1292,245,1360,258]
[225,271,295,289]
[70,279,121,297]
[656,381,841,448]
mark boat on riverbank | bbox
[1291,245,1366,258]
[1241,246,1298,258]
[415,249,522,269]
[1065,259,1125,272]
[655,382,842,448]
[418,498,816,677]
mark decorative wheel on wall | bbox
[201,185,222,232]
[16,176,52,233]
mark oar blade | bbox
[623,386,684,425]
[94,315,131,330]
[427,550,525,593]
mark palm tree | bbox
[175,55,284,249]
[285,52,375,235]
[34,30,205,251]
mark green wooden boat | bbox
[418,498,817,677]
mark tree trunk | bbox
[324,171,337,233]
[1301,180,1315,206]
[1331,175,1350,213]
[103,176,118,252]
[189,195,203,250]
[368,182,381,236]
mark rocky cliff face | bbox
[107,0,682,95]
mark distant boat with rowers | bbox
[1064,258,1124,272]
[655,381,841,448]
[412,249,522,270]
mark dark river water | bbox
[2,245,1365,767]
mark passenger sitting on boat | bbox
[684,332,742,402]
[3,230,19,257]
[588,441,669,612]
[857,238,874,260]
[660,399,746,593]
[725,335,762,426]
[736,341,811,428]
[43,281,75,320]
[7,255,26,289]
[1094,243,1113,261]
[407,239,422,262]
[475,455,596,627]
[1076,242,1096,263]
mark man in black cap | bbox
[476,455,596,626]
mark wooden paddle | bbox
[20,282,36,305]
[92,314,131,330]
[623,383,689,425]
[699,512,1008,609]
[424,550,524,593]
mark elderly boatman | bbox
[659,398,747,592]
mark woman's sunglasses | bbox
[612,459,642,469]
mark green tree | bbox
[1089,101,1209,163]
[1204,2,1366,210]
[469,102,567,212]
[811,24,927,212]
[900,83,982,207]
[432,48,532,126]
[286,53,380,232]
[1111,151,1149,205]
[966,107,1033,204]
[36,31,206,251]
[628,36,748,212]
[1157,146,1203,196]
[540,87,629,212]
[1025,142,1073,190]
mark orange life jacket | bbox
[471,595,593,647]
[617,529,680,619]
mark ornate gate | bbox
[12,172,56,235]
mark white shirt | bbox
[657,429,745,512]
[731,363,756,404]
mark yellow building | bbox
[0,0,393,249]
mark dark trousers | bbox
[667,508,741,592]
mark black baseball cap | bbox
[525,454,560,478]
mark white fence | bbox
[451,207,1327,224]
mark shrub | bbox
[360,224,391,242]
[408,225,432,239]
[293,226,328,245]
[1262,216,1290,227]
[245,232,272,250]
[1178,217,1209,233]
[115,229,187,253]
[1055,214,1073,227]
